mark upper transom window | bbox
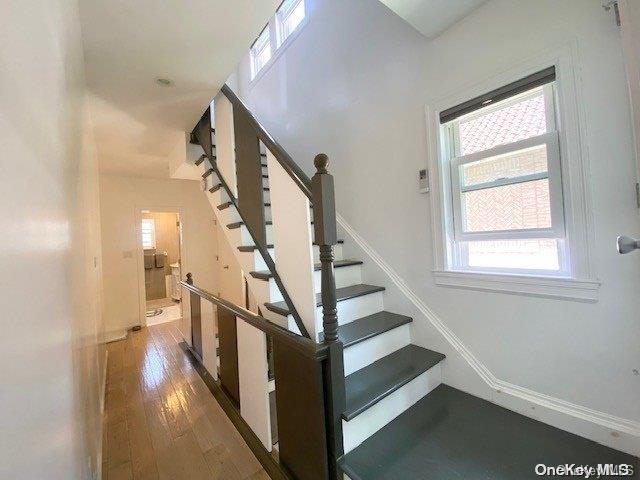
[276,0,305,46]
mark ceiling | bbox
[79,0,280,178]
[378,0,488,39]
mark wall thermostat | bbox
[419,169,430,193]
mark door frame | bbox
[135,205,186,327]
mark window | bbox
[141,219,156,249]
[440,68,568,276]
[250,26,272,79]
[276,0,305,46]
[248,0,307,82]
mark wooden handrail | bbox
[221,84,313,200]
[181,278,327,361]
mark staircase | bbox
[188,86,638,479]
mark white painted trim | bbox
[100,349,108,415]
[426,42,598,283]
[104,330,127,343]
[432,269,600,302]
[337,213,640,455]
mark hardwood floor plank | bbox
[106,420,130,469]
[102,321,269,480]
[108,462,133,480]
[203,444,243,480]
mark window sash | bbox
[276,0,305,45]
[454,238,568,276]
[141,219,155,248]
[250,27,272,78]
[449,131,564,242]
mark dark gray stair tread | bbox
[209,183,222,193]
[343,345,444,421]
[239,239,342,254]
[228,221,273,229]
[339,385,637,480]
[238,244,274,252]
[195,155,207,166]
[202,168,214,178]
[251,259,361,281]
[217,201,271,210]
[264,283,384,316]
[319,311,411,347]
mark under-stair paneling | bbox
[267,151,318,339]
[201,300,218,379]
[213,92,238,196]
[180,283,192,346]
[237,320,272,451]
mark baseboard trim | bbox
[105,330,127,343]
[178,341,294,480]
[337,214,640,456]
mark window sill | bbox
[432,269,600,302]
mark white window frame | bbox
[443,85,568,277]
[250,26,272,80]
[141,218,156,249]
[276,0,306,47]
[426,46,600,302]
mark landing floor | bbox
[341,384,638,480]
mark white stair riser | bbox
[281,290,384,331]
[264,263,363,301]
[242,244,344,272]
[342,364,442,454]
[343,324,411,376]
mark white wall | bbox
[236,0,640,452]
[100,175,218,338]
[0,0,105,478]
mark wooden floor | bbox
[102,321,269,480]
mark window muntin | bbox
[250,27,272,79]
[141,219,156,249]
[442,82,566,275]
[276,0,305,45]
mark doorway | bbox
[139,210,183,326]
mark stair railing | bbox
[191,85,345,479]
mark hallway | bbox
[102,322,269,480]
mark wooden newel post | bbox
[186,272,194,285]
[312,154,345,478]
[312,154,339,342]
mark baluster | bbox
[312,154,345,478]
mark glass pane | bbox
[461,144,548,188]
[278,0,300,15]
[254,45,272,73]
[459,88,547,155]
[280,0,305,41]
[465,238,560,271]
[462,179,551,232]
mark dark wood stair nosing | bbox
[250,259,362,281]
[209,183,222,193]
[319,310,412,348]
[217,202,271,210]
[264,283,384,317]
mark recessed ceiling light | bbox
[155,78,174,87]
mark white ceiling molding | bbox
[378,0,488,39]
